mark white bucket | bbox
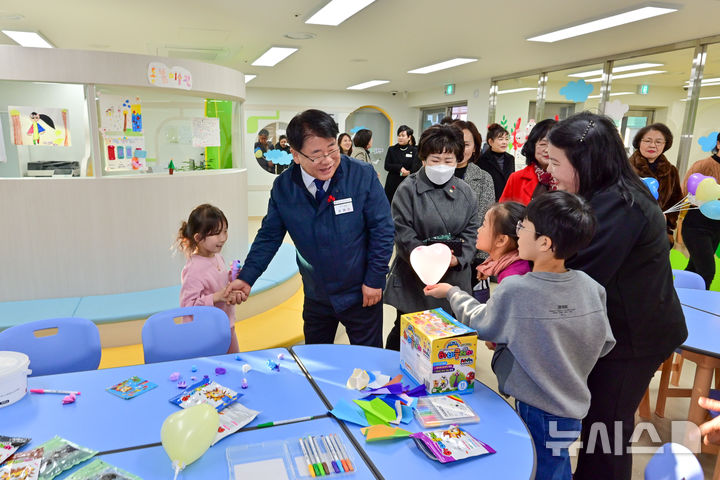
[0,351,32,408]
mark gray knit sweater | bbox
[447,269,616,419]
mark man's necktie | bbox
[313,179,326,202]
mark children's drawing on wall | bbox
[102,134,147,171]
[8,106,70,146]
[254,121,291,175]
[98,93,145,171]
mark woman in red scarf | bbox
[500,119,557,205]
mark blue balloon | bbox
[641,177,659,200]
[700,200,720,220]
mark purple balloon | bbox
[687,173,708,195]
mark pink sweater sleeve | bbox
[497,259,531,283]
[180,261,215,307]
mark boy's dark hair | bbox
[521,119,557,166]
[417,124,464,162]
[286,109,339,152]
[353,129,373,149]
[452,119,483,163]
[632,122,673,153]
[525,191,596,260]
[487,123,509,141]
[489,201,525,248]
[547,111,652,204]
[176,204,228,257]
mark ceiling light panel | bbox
[569,62,664,78]
[497,87,537,95]
[587,91,634,99]
[346,80,389,90]
[251,47,298,67]
[408,58,478,74]
[527,6,677,42]
[244,75,256,84]
[2,30,53,48]
[585,70,666,82]
[306,0,375,26]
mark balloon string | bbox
[173,463,181,480]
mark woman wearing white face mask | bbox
[383,124,480,350]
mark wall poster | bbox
[8,106,71,146]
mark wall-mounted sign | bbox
[637,84,650,95]
[444,84,455,95]
[147,62,193,90]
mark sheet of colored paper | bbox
[361,424,412,441]
[365,383,404,396]
[385,374,403,385]
[367,371,391,389]
[354,398,397,424]
[329,399,370,427]
[106,376,157,399]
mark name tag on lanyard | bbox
[333,198,353,215]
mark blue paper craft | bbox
[401,404,414,424]
[329,399,370,426]
[559,79,594,102]
[265,149,293,165]
[106,376,157,399]
[699,132,720,152]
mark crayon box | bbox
[399,308,477,395]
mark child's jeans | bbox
[516,400,581,480]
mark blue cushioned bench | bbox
[0,243,298,331]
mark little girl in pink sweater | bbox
[177,204,244,353]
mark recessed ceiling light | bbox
[244,74,256,84]
[2,30,54,48]
[587,91,635,99]
[283,32,316,40]
[585,70,666,82]
[306,0,375,26]
[497,87,537,95]
[684,77,720,85]
[682,96,720,102]
[527,6,677,42]
[346,80,389,90]
[251,47,298,67]
[408,58,478,74]
[569,63,664,78]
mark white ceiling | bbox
[1,0,719,93]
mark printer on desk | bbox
[26,161,80,177]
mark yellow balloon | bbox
[161,403,219,476]
[695,178,720,204]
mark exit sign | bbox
[638,84,650,95]
[444,84,455,95]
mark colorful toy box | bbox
[399,308,477,395]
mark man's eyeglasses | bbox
[296,147,340,163]
[641,138,666,147]
[516,220,544,238]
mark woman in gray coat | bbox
[384,124,480,350]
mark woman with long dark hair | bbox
[337,132,353,156]
[546,112,687,479]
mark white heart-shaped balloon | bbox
[410,243,452,285]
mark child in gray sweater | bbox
[425,191,615,480]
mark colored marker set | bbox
[299,434,354,477]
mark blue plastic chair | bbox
[644,442,703,480]
[0,317,101,376]
[672,269,706,290]
[141,306,231,363]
